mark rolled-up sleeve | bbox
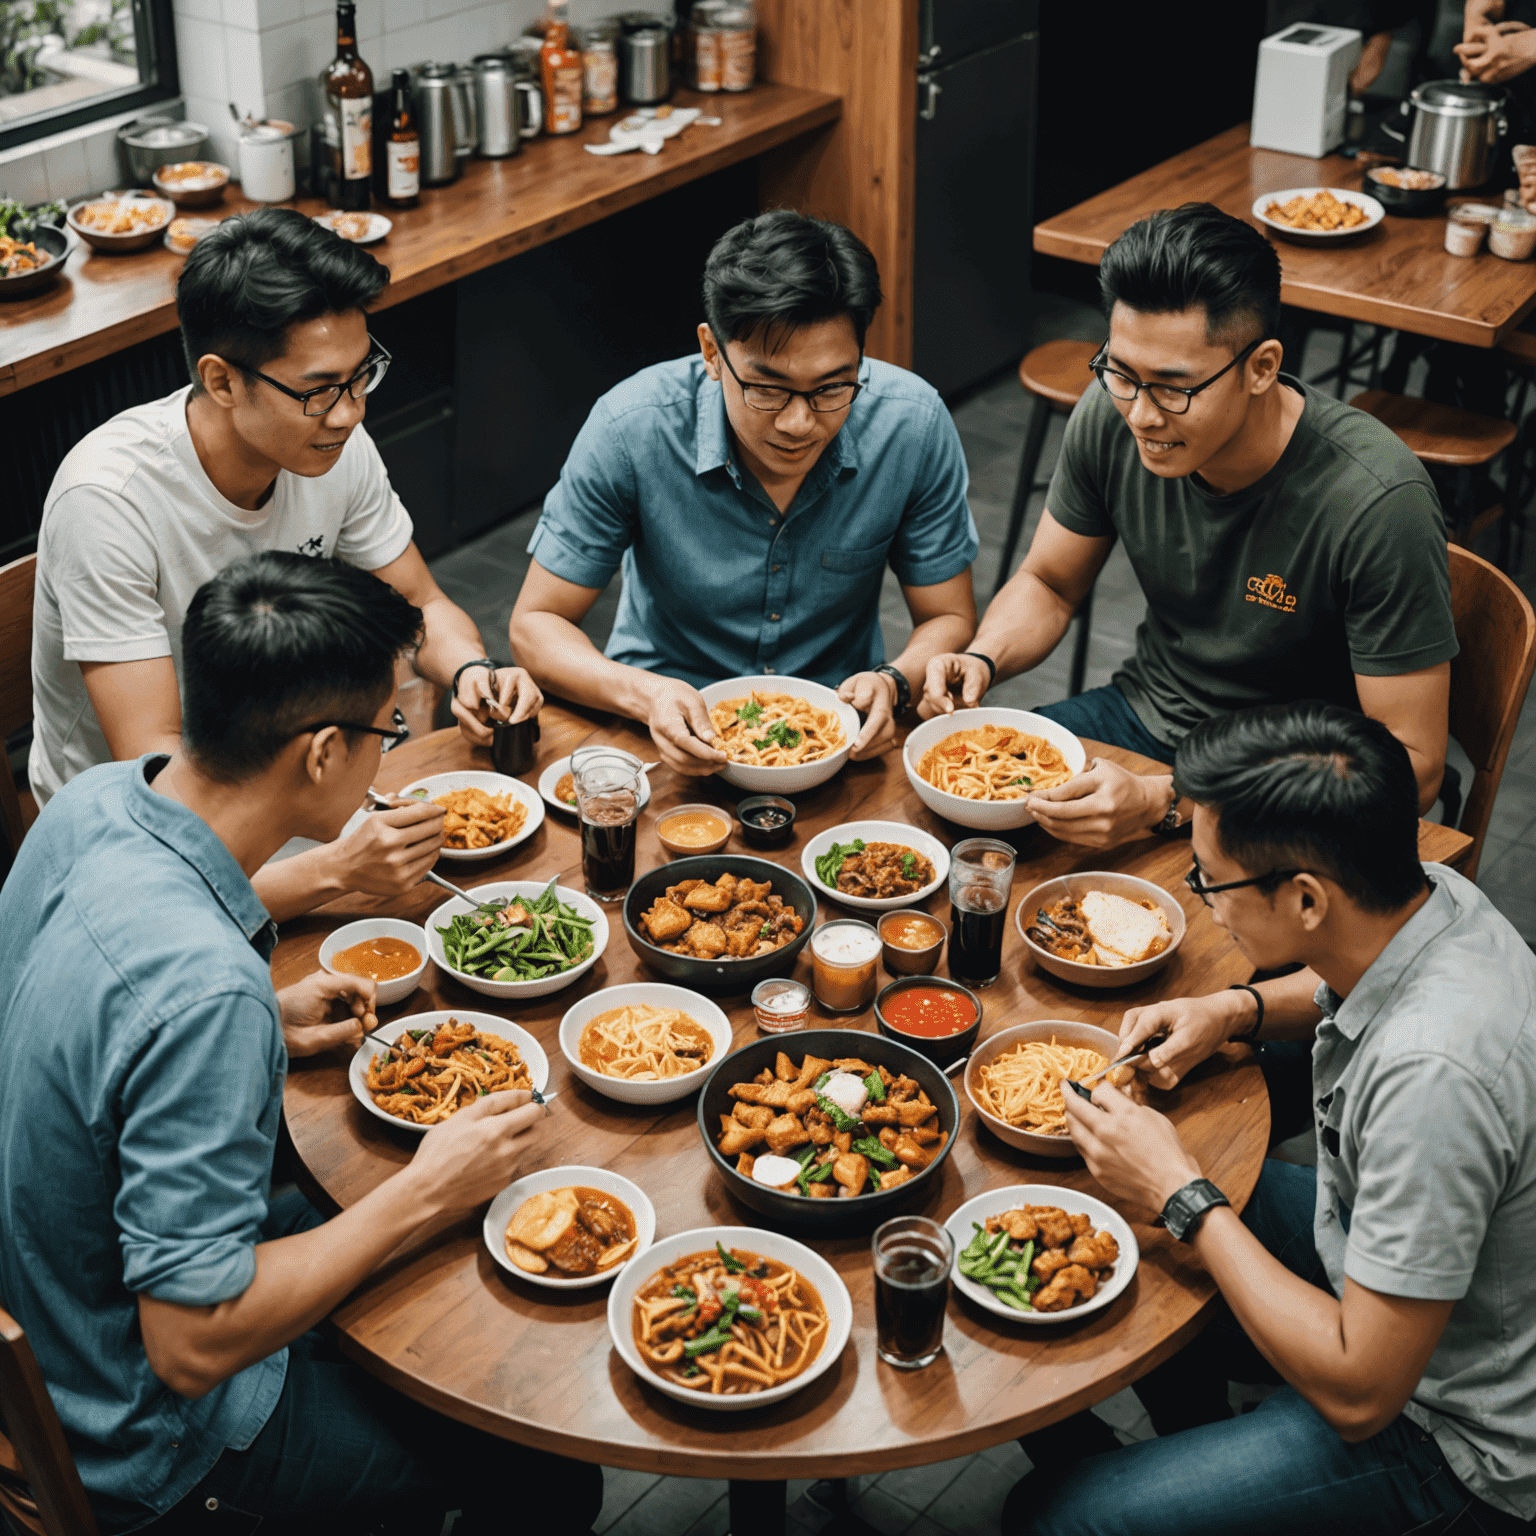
[887,400,978,588]
[114,992,284,1305]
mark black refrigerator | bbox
[912,0,1039,399]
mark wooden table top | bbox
[1033,122,1536,348]
[0,83,840,398]
[278,703,1472,1480]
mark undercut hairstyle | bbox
[181,551,422,783]
[176,206,389,389]
[703,209,882,353]
[1099,202,1283,352]
[1174,702,1427,915]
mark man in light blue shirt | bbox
[511,210,979,776]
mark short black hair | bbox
[1100,202,1282,352]
[176,206,389,388]
[1174,701,1427,915]
[181,552,422,783]
[703,209,882,353]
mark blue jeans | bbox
[1005,1162,1525,1536]
[1033,686,1173,764]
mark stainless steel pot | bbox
[472,53,522,157]
[412,63,476,183]
[1390,80,1508,189]
[117,118,208,184]
[619,26,671,105]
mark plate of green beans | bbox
[427,878,611,1000]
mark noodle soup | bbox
[918,725,1074,802]
[708,692,846,768]
[578,1003,716,1080]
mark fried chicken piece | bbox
[887,1075,920,1102]
[764,1113,808,1154]
[683,883,732,912]
[731,1079,796,1108]
[790,1055,828,1091]
[775,1052,797,1082]
[683,922,727,958]
[806,1107,835,1146]
[1027,1206,1076,1250]
[718,1114,765,1157]
[833,1129,852,1155]
[725,925,760,958]
[1067,1231,1120,1270]
[715,873,738,896]
[1069,1212,1093,1238]
[878,1164,914,1189]
[908,1125,942,1146]
[833,1152,869,1196]
[892,1133,932,1169]
[668,879,705,897]
[878,1126,900,1152]
[831,1057,875,1076]
[895,1099,937,1127]
[732,1103,773,1130]
[1033,1264,1099,1313]
[736,1152,755,1178]
[1033,1248,1072,1280]
[807,1178,837,1198]
[989,1209,1038,1243]
[641,897,692,944]
[736,877,772,903]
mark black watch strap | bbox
[873,663,912,715]
[452,658,496,695]
[963,651,997,688]
[1228,983,1265,1044]
[1154,1178,1230,1242]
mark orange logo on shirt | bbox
[1246,573,1297,612]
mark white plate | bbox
[312,210,392,243]
[485,1166,656,1290]
[696,675,861,794]
[425,879,610,1000]
[1251,186,1385,241]
[945,1184,1138,1325]
[348,1009,549,1134]
[607,1225,853,1410]
[902,708,1087,832]
[800,819,950,911]
[538,752,652,815]
[397,770,545,863]
[559,983,734,1105]
[319,916,429,1006]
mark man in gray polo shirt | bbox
[1005,701,1536,1536]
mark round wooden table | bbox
[278,702,1269,1533]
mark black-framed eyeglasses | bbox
[293,706,411,752]
[1184,852,1305,908]
[229,335,393,417]
[1091,335,1262,416]
[713,334,863,414]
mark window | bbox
[0,0,178,151]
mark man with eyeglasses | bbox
[1004,701,1536,1536]
[510,209,979,773]
[29,207,541,921]
[922,202,1456,850]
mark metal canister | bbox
[472,53,522,157]
[690,1,723,91]
[619,26,671,106]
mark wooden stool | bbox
[1349,390,1520,566]
[997,339,1099,697]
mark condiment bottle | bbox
[384,68,419,208]
[691,0,723,91]
[320,0,373,211]
[752,978,810,1034]
[541,0,584,136]
[716,2,755,92]
[582,21,619,115]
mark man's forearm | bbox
[969,570,1076,684]
[414,594,494,689]
[1233,967,1327,1042]
[889,612,977,695]
[510,609,662,723]
[251,844,348,924]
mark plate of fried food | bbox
[800,819,949,911]
[312,209,392,244]
[67,192,174,252]
[1016,871,1185,989]
[486,1166,656,1289]
[944,1185,1138,1323]
[396,770,544,861]
[696,675,861,794]
[349,1009,549,1132]
[1251,187,1384,242]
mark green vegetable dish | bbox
[436,879,596,982]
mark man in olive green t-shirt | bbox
[922,203,1457,849]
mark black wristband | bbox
[873,663,912,715]
[451,658,496,695]
[1228,983,1265,1044]
[964,651,997,687]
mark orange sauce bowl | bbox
[655,802,732,857]
[319,917,429,1005]
[877,909,946,975]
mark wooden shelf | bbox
[0,83,840,397]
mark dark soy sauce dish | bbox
[736,794,796,849]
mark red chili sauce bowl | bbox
[873,975,982,1070]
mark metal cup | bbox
[491,716,540,775]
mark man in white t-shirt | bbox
[30,207,540,921]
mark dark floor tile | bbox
[847,1481,925,1535]
[604,1476,727,1536]
[595,1468,663,1533]
[1476,840,1536,944]
[919,1455,1015,1535]
[1487,768,1536,847]
[872,1453,972,1510]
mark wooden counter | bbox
[0,83,839,398]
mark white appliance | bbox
[1250,23,1362,158]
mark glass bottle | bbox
[384,68,419,207]
[581,22,619,116]
[540,0,583,135]
[321,0,374,211]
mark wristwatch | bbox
[451,658,496,695]
[1154,1178,1231,1242]
[1151,785,1187,836]
[873,663,912,715]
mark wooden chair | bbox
[0,1306,97,1536]
[996,340,1099,696]
[0,556,37,882]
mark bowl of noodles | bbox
[964,1020,1123,1158]
[1015,871,1186,989]
[696,675,861,794]
[396,770,544,862]
[903,709,1085,831]
[559,983,735,1105]
[607,1225,852,1409]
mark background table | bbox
[278,704,1470,1529]
[1033,122,1536,348]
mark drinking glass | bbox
[872,1215,954,1369]
[575,761,639,901]
[810,918,882,1013]
[948,837,1016,987]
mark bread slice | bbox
[1080,891,1170,965]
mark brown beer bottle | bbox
[384,67,419,207]
[321,0,373,210]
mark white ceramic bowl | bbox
[318,916,429,1006]
[945,1184,1138,1325]
[800,819,950,912]
[66,193,174,251]
[697,675,861,794]
[538,752,652,815]
[559,983,734,1105]
[1015,871,1186,990]
[485,1165,656,1290]
[607,1225,853,1411]
[1251,186,1385,242]
[903,708,1087,831]
[426,880,610,1000]
[397,770,545,862]
[348,1009,549,1133]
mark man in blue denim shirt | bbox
[510,210,979,777]
[0,552,600,1533]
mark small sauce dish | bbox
[655,803,731,857]
[736,793,796,849]
[874,975,982,1070]
[319,917,429,1006]
[877,910,946,975]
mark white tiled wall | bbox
[0,105,168,205]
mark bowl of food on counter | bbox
[67,192,174,252]
[0,201,70,298]
[150,160,230,207]
[1364,164,1445,215]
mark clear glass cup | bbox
[948,837,1015,988]
[872,1215,954,1369]
[575,761,639,902]
[810,918,882,1013]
